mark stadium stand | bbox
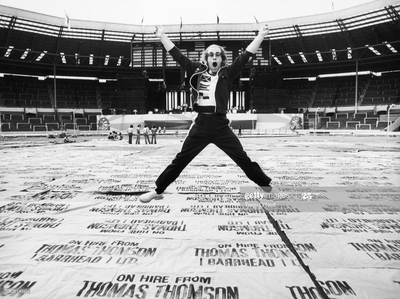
[1,72,399,133]
[0,1,399,134]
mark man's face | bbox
[206,45,223,74]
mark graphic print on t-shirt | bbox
[197,72,218,112]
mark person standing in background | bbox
[135,124,141,145]
[151,125,157,144]
[127,125,134,144]
[143,124,151,144]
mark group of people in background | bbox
[127,124,162,145]
[107,130,123,140]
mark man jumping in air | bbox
[140,24,272,203]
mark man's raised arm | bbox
[155,26,175,52]
[246,24,270,54]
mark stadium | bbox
[0,0,399,135]
[0,1,399,298]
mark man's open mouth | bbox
[212,62,217,67]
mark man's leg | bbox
[214,126,271,187]
[140,120,209,203]
[155,133,208,193]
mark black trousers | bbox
[155,113,271,194]
[128,133,133,144]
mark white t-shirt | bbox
[196,72,218,112]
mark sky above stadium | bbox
[0,0,376,25]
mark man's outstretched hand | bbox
[258,24,270,37]
[154,25,165,38]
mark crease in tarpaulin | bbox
[255,196,330,299]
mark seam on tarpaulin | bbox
[256,198,330,299]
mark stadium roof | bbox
[0,0,377,26]
[0,0,399,80]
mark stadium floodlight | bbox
[285,53,295,64]
[104,55,110,66]
[347,47,352,59]
[366,44,381,55]
[4,46,13,57]
[20,48,31,60]
[36,51,47,61]
[315,50,323,61]
[60,52,66,64]
[299,52,308,63]
[383,41,397,53]
[89,54,94,65]
[75,53,80,65]
[271,55,282,65]
[331,49,337,60]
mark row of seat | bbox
[286,74,400,109]
[310,120,389,130]
[0,122,97,131]
[308,117,389,130]
[0,111,100,132]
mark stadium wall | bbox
[96,113,303,132]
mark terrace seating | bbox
[0,76,52,108]
[353,113,367,121]
[64,123,78,130]
[318,116,331,129]
[78,124,91,131]
[304,105,384,131]
[2,99,17,107]
[289,97,310,108]
[0,110,24,131]
[31,125,46,131]
[356,124,371,130]
[334,113,349,120]
[75,118,88,125]
[28,117,42,125]
[361,77,399,106]
[1,72,398,133]
[87,114,97,123]
[46,123,60,131]
[43,114,56,122]
[31,99,52,108]
[364,117,378,128]
[16,123,32,131]
[1,123,11,131]
[326,121,340,129]
[312,99,332,107]
[346,121,360,129]
[377,121,389,130]
[336,98,355,106]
